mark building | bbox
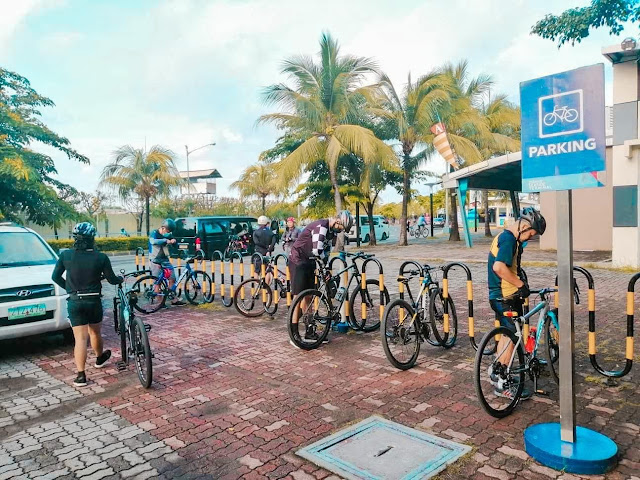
[179,169,222,196]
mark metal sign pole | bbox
[557,190,576,443]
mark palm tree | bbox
[437,61,497,242]
[100,145,182,235]
[479,94,521,237]
[231,164,278,214]
[372,71,455,245]
[259,32,396,215]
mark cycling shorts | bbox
[67,298,103,327]
[489,298,523,334]
[151,261,176,281]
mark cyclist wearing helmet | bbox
[52,222,123,387]
[282,217,300,254]
[149,219,185,306]
[487,207,546,400]
[288,211,353,345]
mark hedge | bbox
[47,236,148,253]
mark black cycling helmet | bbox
[162,218,176,233]
[520,207,546,235]
[72,222,97,238]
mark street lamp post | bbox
[185,143,216,196]
[425,181,440,238]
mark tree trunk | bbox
[53,224,59,240]
[483,189,492,237]
[449,190,460,242]
[365,201,376,246]
[328,166,342,213]
[261,195,266,215]
[399,160,410,246]
[145,196,151,236]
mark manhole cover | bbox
[297,416,471,480]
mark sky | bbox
[0,0,630,205]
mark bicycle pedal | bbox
[535,389,549,396]
[116,361,127,371]
[144,324,152,332]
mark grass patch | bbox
[195,301,226,312]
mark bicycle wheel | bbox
[348,279,390,332]
[288,289,332,350]
[234,278,272,317]
[184,270,213,305]
[544,314,560,385]
[132,316,152,388]
[381,299,420,370]
[130,275,166,314]
[265,278,284,316]
[474,327,525,418]
[428,289,458,348]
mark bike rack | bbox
[442,262,474,350]
[329,255,349,323]
[397,261,423,302]
[273,253,289,307]
[361,257,385,324]
[135,247,146,271]
[210,250,223,304]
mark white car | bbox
[347,215,390,243]
[0,224,70,341]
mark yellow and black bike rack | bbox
[210,250,223,303]
[361,257,386,324]
[442,262,474,350]
[329,254,349,323]
[397,261,424,302]
[273,253,290,309]
[251,253,268,309]
[135,247,147,272]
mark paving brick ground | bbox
[1,238,638,479]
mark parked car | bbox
[169,216,258,260]
[347,215,390,244]
[0,224,71,341]
[432,216,445,228]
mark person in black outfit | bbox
[253,215,276,283]
[52,222,123,387]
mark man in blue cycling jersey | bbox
[149,219,185,306]
[487,207,546,400]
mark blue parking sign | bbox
[520,64,606,192]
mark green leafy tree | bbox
[100,145,183,235]
[0,67,88,224]
[372,71,453,245]
[260,32,396,214]
[532,0,640,46]
[231,164,279,214]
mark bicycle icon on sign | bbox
[543,105,579,126]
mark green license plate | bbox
[8,303,47,321]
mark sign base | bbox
[524,423,617,474]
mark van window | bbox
[360,217,370,226]
[202,221,224,235]
[373,217,380,225]
[175,219,196,238]
[230,221,250,235]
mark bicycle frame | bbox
[322,261,361,312]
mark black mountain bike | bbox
[381,264,457,370]
[234,256,287,317]
[113,270,153,388]
[288,252,389,350]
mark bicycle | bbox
[543,105,579,126]
[131,251,213,314]
[288,252,389,350]
[112,270,154,388]
[381,265,457,370]
[474,288,560,418]
[234,256,288,317]
[224,234,249,260]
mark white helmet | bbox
[258,215,270,226]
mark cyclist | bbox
[487,207,546,399]
[288,211,353,344]
[282,217,300,254]
[52,222,123,387]
[149,219,185,306]
[253,215,277,284]
[416,214,427,235]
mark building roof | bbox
[179,169,222,180]
[442,151,522,191]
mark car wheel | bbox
[364,234,370,243]
[381,232,388,241]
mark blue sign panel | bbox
[520,64,606,192]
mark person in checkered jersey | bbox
[288,211,354,337]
